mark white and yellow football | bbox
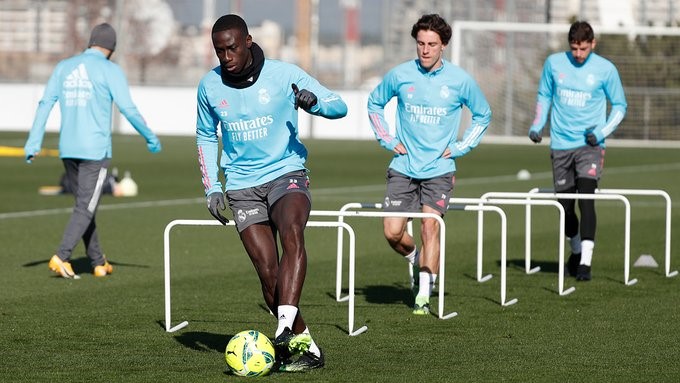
[225,330,275,377]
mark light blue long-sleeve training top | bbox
[529,51,627,149]
[196,60,347,194]
[367,59,491,179]
[25,48,160,160]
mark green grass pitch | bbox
[1,131,679,382]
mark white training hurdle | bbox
[313,210,456,319]
[528,188,677,278]
[337,201,520,306]
[448,197,572,296]
[162,218,369,336]
[480,191,637,286]
[448,203,516,306]
[336,197,589,302]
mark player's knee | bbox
[558,200,576,218]
[383,228,403,247]
[261,263,279,282]
[277,229,306,260]
[73,205,96,220]
[382,221,406,245]
[280,223,305,241]
[577,177,597,193]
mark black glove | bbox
[291,83,317,112]
[529,130,542,143]
[586,132,599,146]
[207,192,228,225]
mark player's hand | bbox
[586,132,599,146]
[393,143,407,155]
[442,147,451,159]
[147,136,162,153]
[529,130,542,143]
[443,145,465,159]
[291,83,317,112]
[207,192,229,225]
[24,147,38,163]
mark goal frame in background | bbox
[450,21,680,146]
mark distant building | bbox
[1,0,679,86]
[0,0,71,54]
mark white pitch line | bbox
[3,162,680,220]
[0,198,204,220]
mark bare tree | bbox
[123,0,175,83]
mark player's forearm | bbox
[197,142,222,195]
[122,108,157,141]
[599,107,626,139]
[368,112,397,151]
[529,99,550,131]
[450,122,487,157]
[313,94,347,119]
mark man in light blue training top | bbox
[196,14,347,372]
[368,14,491,316]
[528,21,627,281]
[24,23,162,279]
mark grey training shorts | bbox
[383,168,455,215]
[226,170,311,232]
[551,145,605,191]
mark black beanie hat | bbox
[88,23,117,51]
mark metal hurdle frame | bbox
[448,197,571,296]
[335,203,410,301]
[335,202,519,307]
[163,219,369,336]
[528,188,678,278]
[480,191,637,286]
[313,210,457,319]
[448,203,517,306]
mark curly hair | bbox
[410,14,452,45]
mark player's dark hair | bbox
[410,14,452,45]
[212,14,249,35]
[568,21,594,43]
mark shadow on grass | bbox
[327,283,450,309]
[326,284,411,307]
[360,284,412,306]
[172,329,230,353]
[462,273,481,281]
[326,285,410,307]
[504,258,560,274]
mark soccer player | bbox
[528,21,627,281]
[24,23,162,279]
[196,14,347,372]
[367,14,492,315]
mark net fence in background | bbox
[451,21,680,141]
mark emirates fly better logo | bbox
[405,103,447,125]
